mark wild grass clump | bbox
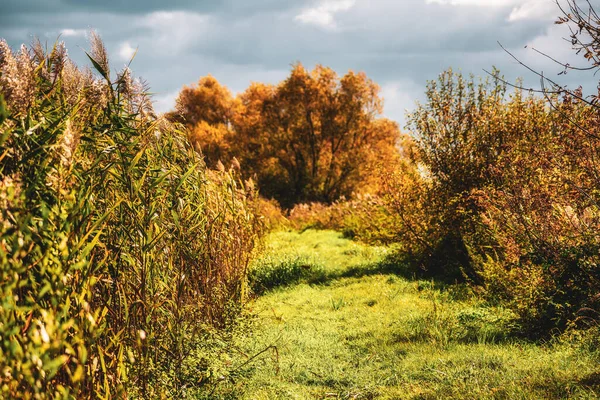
[249,255,326,294]
[0,37,261,398]
[398,302,518,347]
[249,229,394,292]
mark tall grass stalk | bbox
[0,37,261,398]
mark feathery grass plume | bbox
[86,78,108,110]
[116,66,133,97]
[46,117,79,191]
[15,45,36,108]
[244,177,255,193]
[88,30,110,81]
[31,39,68,90]
[232,156,241,170]
[116,67,156,117]
[0,39,11,72]
[0,41,16,106]
[0,44,36,115]
[131,77,155,118]
[60,59,85,105]
[58,119,78,169]
[31,37,45,64]
[49,41,67,83]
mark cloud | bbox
[425,0,514,6]
[153,90,179,113]
[60,28,86,37]
[136,11,212,56]
[295,0,356,29]
[0,0,592,127]
[117,41,136,61]
[426,0,559,22]
[508,0,556,21]
[381,80,424,127]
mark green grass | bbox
[197,230,600,399]
[248,229,395,293]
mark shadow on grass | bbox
[337,252,411,280]
[250,249,469,296]
[320,251,475,292]
[579,371,600,390]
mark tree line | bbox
[167,64,402,208]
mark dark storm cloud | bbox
[0,0,592,125]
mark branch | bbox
[488,42,600,109]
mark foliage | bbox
[256,197,289,230]
[474,94,600,332]
[284,132,422,246]
[0,38,261,398]
[168,74,235,127]
[169,64,402,208]
[168,75,236,166]
[397,64,600,332]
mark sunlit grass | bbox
[202,230,600,399]
[259,229,392,273]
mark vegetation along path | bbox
[206,230,600,399]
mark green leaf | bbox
[85,51,110,83]
[0,94,8,125]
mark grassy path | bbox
[207,230,599,399]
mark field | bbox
[201,230,600,399]
[3,7,600,395]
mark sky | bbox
[0,0,595,127]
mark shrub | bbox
[404,67,600,332]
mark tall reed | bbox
[0,36,261,398]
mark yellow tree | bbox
[230,82,277,178]
[233,64,400,206]
[169,66,401,207]
[167,75,236,166]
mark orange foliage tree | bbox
[169,64,401,207]
[168,75,236,165]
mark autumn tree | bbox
[229,81,277,181]
[170,64,401,207]
[167,75,235,165]
[232,64,400,207]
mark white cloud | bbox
[117,41,136,61]
[508,0,555,21]
[137,11,212,55]
[425,0,515,6]
[60,28,86,37]
[153,90,179,114]
[381,80,424,127]
[295,0,356,29]
[426,0,557,21]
